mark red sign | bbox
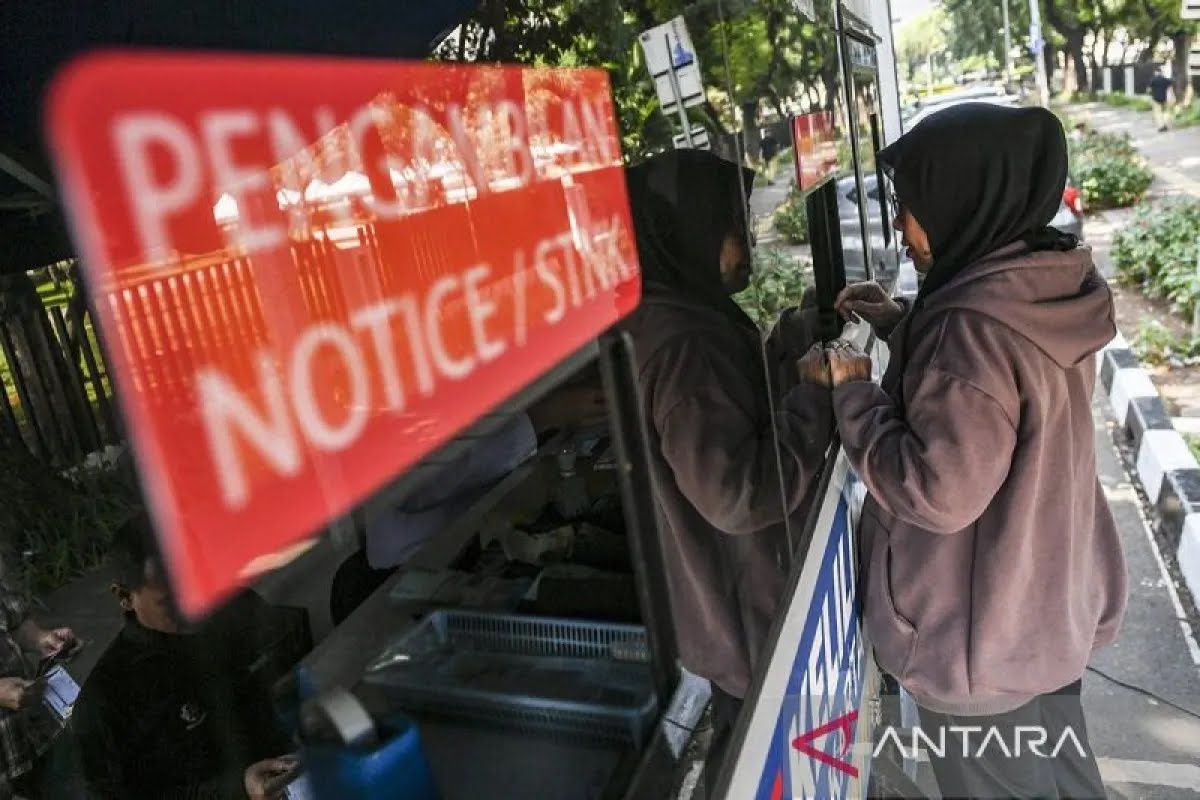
[791,111,841,193]
[47,53,640,615]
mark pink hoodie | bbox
[834,243,1127,715]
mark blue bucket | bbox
[303,712,439,800]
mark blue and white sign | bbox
[638,16,705,113]
[721,454,875,800]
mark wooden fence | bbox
[0,278,120,467]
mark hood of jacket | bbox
[624,282,762,368]
[913,242,1115,368]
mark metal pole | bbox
[1001,0,1013,87]
[1029,0,1050,106]
[664,34,695,147]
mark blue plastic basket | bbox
[364,610,657,746]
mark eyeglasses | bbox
[887,191,902,219]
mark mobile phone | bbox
[41,665,80,721]
[283,770,316,800]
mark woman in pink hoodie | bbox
[830,104,1126,799]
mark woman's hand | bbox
[797,343,831,388]
[835,282,904,330]
[826,341,872,386]
[0,678,33,711]
[244,756,299,800]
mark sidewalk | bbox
[1084,402,1200,798]
[1065,101,1200,198]
[1063,101,1200,798]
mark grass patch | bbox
[1173,99,1200,129]
[1096,92,1154,112]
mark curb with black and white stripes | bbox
[1099,332,1200,612]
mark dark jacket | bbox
[0,583,60,788]
[624,291,832,697]
[72,593,292,799]
[834,244,1127,715]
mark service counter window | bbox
[44,50,712,799]
[288,341,688,800]
[37,5,876,797]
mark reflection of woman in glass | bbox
[831,104,1125,799]
[622,150,833,791]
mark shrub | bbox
[1071,129,1137,159]
[1130,319,1200,367]
[0,445,138,596]
[1175,99,1200,129]
[1112,199,1200,317]
[1068,130,1153,209]
[774,190,810,244]
[1077,156,1155,209]
[736,247,808,329]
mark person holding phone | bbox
[72,513,299,799]
[0,578,79,799]
[829,104,1125,799]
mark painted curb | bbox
[1098,331,1200,608]
[1180,516,1200,612]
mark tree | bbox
[428,0,864,165]
[1123,0,1198,97]
[433,0,678,158]
[944,0,1031,71]
[699,0,843,156]
[896,8,950,85]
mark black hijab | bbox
[878,103,1076,299]
[626,149,758,331]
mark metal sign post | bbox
[664,33,695,148]
[1028,0,1050,106]
[1001,0,1013,86]
[1024,0,1051,105]
[639,17,708,150]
